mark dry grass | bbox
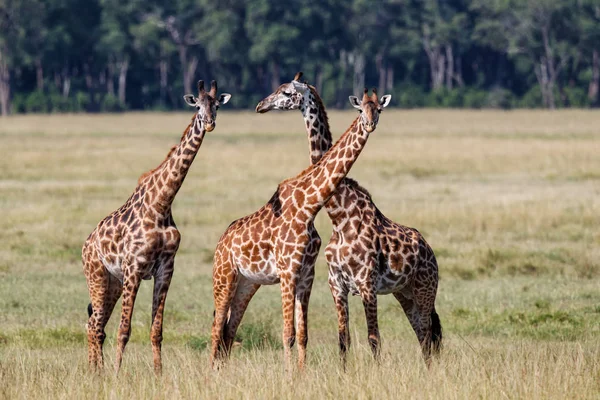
[0,110,599,398]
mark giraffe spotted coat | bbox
[211,88,391,371]
[257,73,442,366]
[82,80,231,374]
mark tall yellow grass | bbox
[0,110,599,399]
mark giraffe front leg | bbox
[114,265,142,374]
[295,265,315,371]
[329,278,350,369]
[85,263,109,372]
[150,258,175,376]
[280,272,299,374]
[360,288,380,361]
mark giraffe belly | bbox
[237,255,280,285]
[239,267,280,285]
[375,270,410,294]
[101,256,124,283]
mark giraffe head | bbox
[255,72,309,113]
[348,88,391,133]
[183,80,231,132]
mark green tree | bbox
[421,0,469,91]
[245,0,303,91]
[97,0,142,106]
[473,0,577,109]
[0,0,46,114]
[578,0,600,105]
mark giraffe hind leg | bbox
[85,260,122,372]
[222,278,261,355]
[361,291,380,361]
[114,266,142,374]
[395,279,441,366]
[210,259,239,369]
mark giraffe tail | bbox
[87,303,93,318]
[431,308,443,354]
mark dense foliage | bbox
[0,0,598,114]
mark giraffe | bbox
[211,87,391,371]
[256,72,442,367]
[82,80,231,374]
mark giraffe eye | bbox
[283,91,291,97]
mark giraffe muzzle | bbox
[205,123,215,132]
[255,101,271,113]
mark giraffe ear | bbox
[219,93,232,104]
[292,80,308,93]
[348,96,361,109]
[183,94,197,107]
[379,95,392,108]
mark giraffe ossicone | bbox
[82,79,230,375]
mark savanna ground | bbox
[0,110,599,399]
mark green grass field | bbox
[0,110,599,399]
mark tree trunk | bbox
[424,46,445,90]
[376,52,386,92]
[35,58,44,92]
[186,56,198,95]
[314,65,324,92]
[336,50,348,108]
[106,61,115,96]
[54,71,61,93]
[270,59,280,92]
[179,45,197,95]
[423,28,445,91]
[455,55,464,87]
[352,51,365,97]
[0,48,10,116]
[386,65,394,92]
[539,23,568,110]
[117,57,129,104]
[588,49,599,105]
[159,59,168,107]
[445,45,454,90]
[62,66,71,98]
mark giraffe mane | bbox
[137,115,196,184]
[342,177,373,199]
[307,84,330,135]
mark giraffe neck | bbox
[300,86,332,164]
[142,116,205,214]
[295,117,370,212]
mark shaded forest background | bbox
[0,0,599,115]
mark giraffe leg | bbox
[150,258,175,376]
[329,279,350,369]
[360,288,380,360]
[210,259,238,369]
[114,267,142,374]
[408,264,441,368]
[392,292,422,346]
[85,257,110,372]
[295,264,315,371]
[221,278,261,355]
[280,273,299,373]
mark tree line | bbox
[1,0,598,115]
